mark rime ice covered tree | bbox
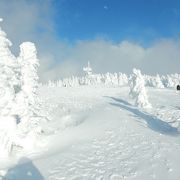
[118,73,128,86]
[162,74,180,88]
[0,19,17,116]
[83,61,92,76]
[17,42,40,132]
[0,18,17,157]
[19,42,39,103]
[0,19,42,154]
[83,61,93,85]
[129,68,151,109]
[155,74,164,88]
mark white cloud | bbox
[48,39,180,78]
[0,0,54,52]
[0,0,180,82]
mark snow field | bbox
[3,86,178,180]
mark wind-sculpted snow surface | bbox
[1,86,180,180]
[39,87,180,180]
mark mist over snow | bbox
[0,0,180,82]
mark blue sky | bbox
[1,0,180,80]
[52,0,180,44]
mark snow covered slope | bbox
[1,86,180,180]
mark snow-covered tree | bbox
[83,61,95,85]
[161,75,174,88]
[170,74,180,88]
[0,19,44,154]
[0,19,17,116]
[145,74,164,88]
[129,68,151,108]
[0,18,18,157]
[56,79,63,87]
[111,73,119,86]
[104,72,112,86]
[83,61,92,76]
[155,74,164,88]
[118,73,128,86]
[17,42,40,131]
[20,42,39,102]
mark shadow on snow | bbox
[107,97,180,136]
[2,157,44,180]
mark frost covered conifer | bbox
[83,61,93,85]
[168,74,180,88]
[155,74,164,88]
[104,72,111,86]
[0,20,42,154]
[166,75,174,88]
[129,68,151,108]
[17,42,40,131]
[0,19,17,116]
[118,73,128,86]
[83,61,92,76]
[0,18,17,157]
[112,73,119,86]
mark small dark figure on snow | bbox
[177,85,180,91]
